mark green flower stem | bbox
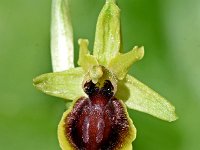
[51,0,74,72]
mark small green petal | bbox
[116,75,178,122]
[108,46,144,80]
[33,67,86,100]
[93,0,121,66]
[78,39,98,71]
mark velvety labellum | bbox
[64,80,131,150]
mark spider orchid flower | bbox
[33,0,177,149]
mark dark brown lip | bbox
[64,80,130,150]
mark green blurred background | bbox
[0,0,200,149]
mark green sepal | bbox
[33,67,86,100]
[108,46,144,80]
[93,0,121,66]
[116,75,178,122]
[78,39,98,71]
[51,0,74,72]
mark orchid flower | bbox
[33,0,177,149]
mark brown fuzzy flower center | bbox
[64,80,129,150]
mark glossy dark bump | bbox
[84,81,99,97]
[64,80,129,150]
[100,80,114,99]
